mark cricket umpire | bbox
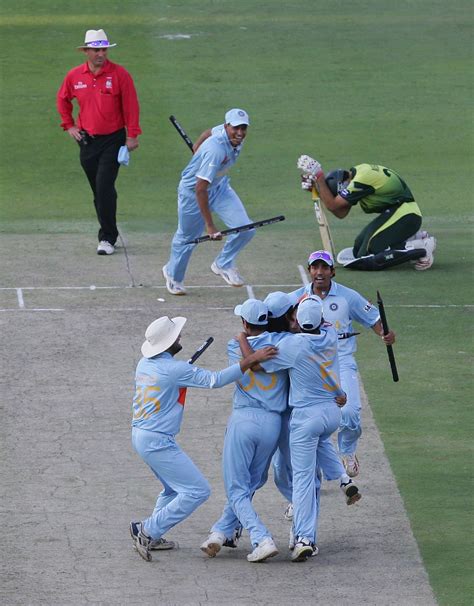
[57,29,141,256]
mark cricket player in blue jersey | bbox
[163,108,254,295]
[288,250,396,478]
[259,296,347,562]
[200,299,288,563]
[129,315,277,562]
[264,291,361,522]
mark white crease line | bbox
[0,309,65,312]
[16,288,25,308]
[298,265,310,285]
[246,284,255,298]
[0,284,303,291]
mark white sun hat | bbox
[141,316,187,358]
[78,29,117,49]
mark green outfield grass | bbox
[1,1,473,603]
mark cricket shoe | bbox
[200,531,225,558]
[291,537,315,562]
[223,525,242,549]
[129,521,152,562]
[414,236,436,271]
[342,453,360,477]
[211,262,244,287]
[149,537,177,550]
[162,265,186,296]
[289,528,318,556]
[284,502,294,521]
[97,240,115,255]
[340,479,362,506]
[247,537,279,563]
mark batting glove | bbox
[297,154,324,179]
[301,174,314,191]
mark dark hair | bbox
[267,314,290,333]
[245,321,268,330]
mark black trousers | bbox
[353,206,422,257]
[79,128,126,245]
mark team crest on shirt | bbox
[74,81,87,90]
[105,77,113,89]
[330,303,338,311]
[364,301,373,312]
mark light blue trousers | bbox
[166,183,255,282]
[211,408,281,546]
[290,404,342,544]
[338,359,362,455]
[131,427,210,540]
[272,408,345,502]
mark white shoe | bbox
[223,525,242,549]
[129,521,152,562]
[284,502,294,521]
[162,265,186,296]
[211,262,244,287]
[97,241,115,255]
[149,537,177,550]
[291,537,314,562]
[342,453,360,477]
[247,537,279,563]
[406,230,429,242]
[200,531,225,558]
[337,247,356,265]
[414,236,436,271]
[340,478,362,506]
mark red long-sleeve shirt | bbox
[57,60,141,137]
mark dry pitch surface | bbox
[1,233,437,605]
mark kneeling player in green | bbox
[297,156,436,271]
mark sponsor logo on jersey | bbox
[330,303,338,311]
[74,81,87,90]
[363,301,373,312]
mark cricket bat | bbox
[312,184,336,259]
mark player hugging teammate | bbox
[129,256,397,563]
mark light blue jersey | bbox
[288,281,380,358]
[179,124,243,191]
[227,332,288,414]
[132,353,243,435]
[261,324,344,407]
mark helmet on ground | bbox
[325,169,351,196]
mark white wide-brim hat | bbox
[141,316,187,358]
[78,29,117,49]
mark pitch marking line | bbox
[298,264,310,285]
[1,282,472,312]
[16,288,25,309]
